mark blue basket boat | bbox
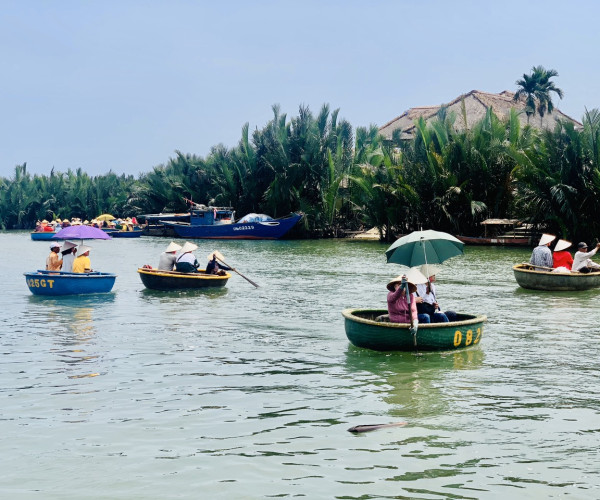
[24,270,117,296]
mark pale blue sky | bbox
[2,0,598,178]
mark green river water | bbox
[1,231,599,499]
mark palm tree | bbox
[514,65,564,125]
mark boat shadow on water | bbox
[139,286,228,302]
[343,347,485,420]
[343,344,485,372]
[27,292,117,307]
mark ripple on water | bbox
[1,235,600,498]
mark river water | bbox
[1,231,599,499]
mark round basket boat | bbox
[137,267,229,290]
[513,263,600,291]
[342,308,486,352]
[24,270,116,296]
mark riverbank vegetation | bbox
[2,104,600,242]
[2,67,600,242]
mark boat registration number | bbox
[27,278,55,289]
[453,327,482,347]
[233,225,255,231]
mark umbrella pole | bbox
[421,239,430,278]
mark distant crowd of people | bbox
[35,217,139,232]
[530,234,600,273]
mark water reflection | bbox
[25,294,113,377]
[343,347,485,419]
[139,287,228,303]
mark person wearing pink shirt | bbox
[386,275,418,324]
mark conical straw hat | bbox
[207,250,225,261]
[180,242,198,253]
[554,239,572,252]
[539,233,556,246]
[165,241,182,253]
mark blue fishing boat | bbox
[24,270,117,296]
[160,204,303,239]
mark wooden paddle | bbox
[213,253,259,288]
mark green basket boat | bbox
[342,308,487,352]
[513,263,600,291]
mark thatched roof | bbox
[379,90,583,140]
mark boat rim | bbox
[342,308,487,328]
[512,263,600,277]
[24,270,117,278]
[137,268,230,280]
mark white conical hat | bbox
[207,250,225,262]
[539,233,556,246]
[418,264,442,278]
[386,268,428,292]
[165,241,182,253]
[554,239,572,252]
[78,245,92,254]
[180,242,198,253]
[60,240,77,252]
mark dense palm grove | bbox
[2,68,600,243]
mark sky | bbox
[2,0,599,179]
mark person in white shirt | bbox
[60,241,77,272]
[174,242,200,273]
[415,273,458,322]
[572,242,600,273]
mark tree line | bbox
[2,67,599,243]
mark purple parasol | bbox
[52,225,113,240]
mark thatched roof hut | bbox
[379,90,582,140]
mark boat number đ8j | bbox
[453,327,482,347]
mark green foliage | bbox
[3,99,600,243]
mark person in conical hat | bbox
[386,270,426,325]
[157,242,182,271]
[174,242,199,273]
[205,250,232,275]
[72,245,92,273]
[530,233,556,269]
[552,239,573,272]
[60,241,78,272]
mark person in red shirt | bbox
[552,239,574,270]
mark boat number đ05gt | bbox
[453,327,482,347]
[27,278,55,288]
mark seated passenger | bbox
[530,233,556,269]
[175,242,200,273]
[60,241,77,272]
[573,242,600,273]
[46,242,63,271]
[552,239,573,272]
[205,251,232,275]
[72,245,92,273]
[158,242,182,271]
[386,275,418,325]
[415,272,458,323]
